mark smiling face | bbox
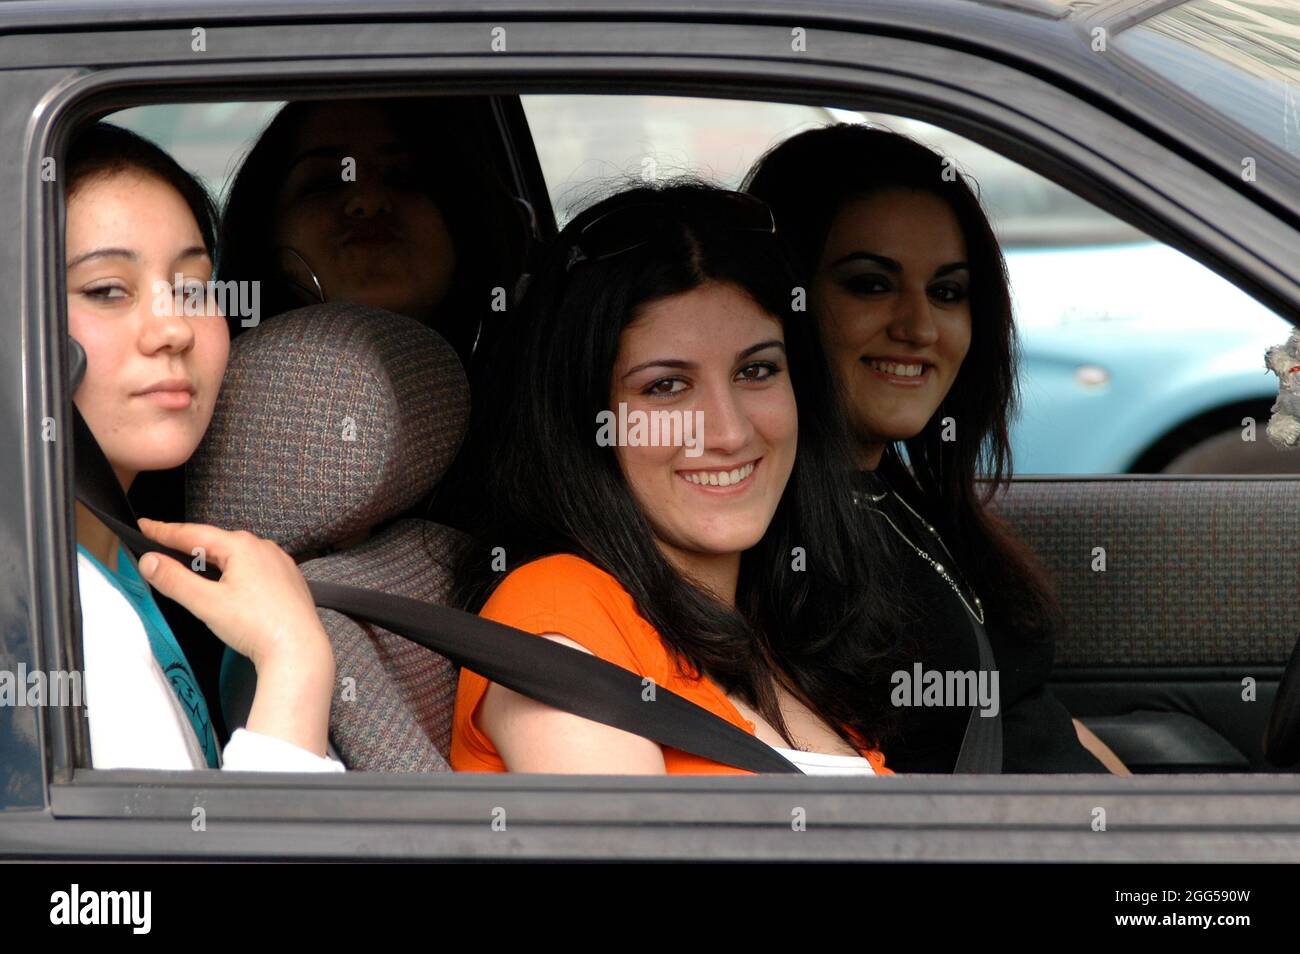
[610,281,797,585]
[271,101,457,321]
[812,188,973,468]
[67,170,229,490]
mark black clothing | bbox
[128,466,230,745]
[855,469,1106,774]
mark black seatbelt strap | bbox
[860,457,1002,775]
[950,615,1003,774]
[70,402,802,775]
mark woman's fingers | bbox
[137,517,237,567]
[136,518,328,670]
[136,548,222,626]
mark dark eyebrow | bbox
[67,247,136,269]
[173,246,210,266]
[830,251,970,279]
[288,142,413,172]
[829,251,900,273]
[68,246,209,271]
[737,339,786,361]
[622,339,786,381]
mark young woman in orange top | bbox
[450,182,910,776]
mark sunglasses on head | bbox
[564,190,777,272]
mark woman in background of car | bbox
[217,97,527,365]
[746,124,1128,774]
[68,122,342,772]
[217,97,529,529]
[449,182,912,775]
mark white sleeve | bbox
[79,552,345,774]
[221,729,346,773]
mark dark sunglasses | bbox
[564,190,777,272]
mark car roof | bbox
[0,0,1125,31]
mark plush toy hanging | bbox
[1265,327,1300,448]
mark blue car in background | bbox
[1008,240,1294,474]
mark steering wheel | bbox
[1264,631,1300,767]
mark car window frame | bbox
[8,10,1300,860]
[1084,0,1300,219]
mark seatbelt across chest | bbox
[68,364,801,774]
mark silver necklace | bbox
[851,485,985,625]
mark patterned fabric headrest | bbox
[186,303,469,556]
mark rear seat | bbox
[186,302,469,771]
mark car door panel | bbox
[996,477,1299,772]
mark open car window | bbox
[73,86,1298,786]
[112,102,285,203]
[6,3,1299,874]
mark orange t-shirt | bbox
[450,553,892,775]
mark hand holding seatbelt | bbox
[136,518,328,670]
[130,520,335,760]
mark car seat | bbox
[186,302,470,771]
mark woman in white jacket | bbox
[68,121,342,773]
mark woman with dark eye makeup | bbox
[746,124,1128,774]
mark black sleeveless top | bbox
[854,468,1106,774]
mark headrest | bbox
[186,303,469,556]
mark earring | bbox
[470,317,485,358]
[275,246,326,305]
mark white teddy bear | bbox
[1265,327,1300,448]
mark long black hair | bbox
[744,123,1059,644]
[216,96,529,370]
[454,179,912,752]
